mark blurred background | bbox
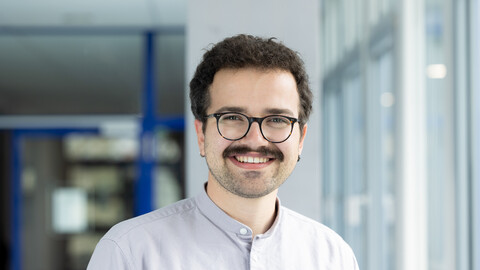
[0,0,479,269]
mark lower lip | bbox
[228,156,275,169]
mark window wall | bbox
[425,0,456,268]
[471,1,480,268]
[320,0,478,269]
[321,1,396,269]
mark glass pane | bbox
[425,0,456,268]
[17,125,186,269]
[322,87,344,233]
[342,73,367,269]
[0,35,143,115]
[474,70,480,270]
[371,51,396,270]
[471,0,480,267]
[154,128,184,208]
[20,134,137,270]
[155,34,185,116]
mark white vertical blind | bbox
[397,0,428,269]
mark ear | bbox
[194,119,206,156]
[298,124,307,156]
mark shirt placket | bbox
[249,235,266,270]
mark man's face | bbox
[195,68,307,198]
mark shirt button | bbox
[239,228,248,235]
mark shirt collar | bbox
[195,183,283,239]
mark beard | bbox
[205,143,295,198]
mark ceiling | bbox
[0,0,186,27]
[0,0,187,119]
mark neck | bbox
[206,178,278,238]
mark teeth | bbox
[235,156,269,164]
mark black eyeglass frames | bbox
[205,112,298,143]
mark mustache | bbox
[223,145,284,161]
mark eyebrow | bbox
[263,108,295,116]
[214,106,295,117]
[215,106,247,113]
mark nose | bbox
[242,121,269,145]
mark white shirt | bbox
[87,188,359,269]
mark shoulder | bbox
[88,198,200,269]
[103,197,197,241]
[280,206,353,249]
[281,206,332,232]
[280,207,358,268]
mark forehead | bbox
[208,68,300,116]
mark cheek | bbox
[276,141,300,159]
[204,130,230,154]
[282,130,303,151]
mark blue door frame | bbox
[6,29,185,270]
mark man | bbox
[87,34,359,269]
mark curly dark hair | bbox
[189,34,313,132]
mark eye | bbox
[220,113,245,122]
[265,116,291,127]
[270,117,289,123]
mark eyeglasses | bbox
[206,112,298,143]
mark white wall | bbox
[184,0,322,220]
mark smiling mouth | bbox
[234,156,271,164]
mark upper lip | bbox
[228,152,275,159]
[234,155,271,163]
[223,146,284,161]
